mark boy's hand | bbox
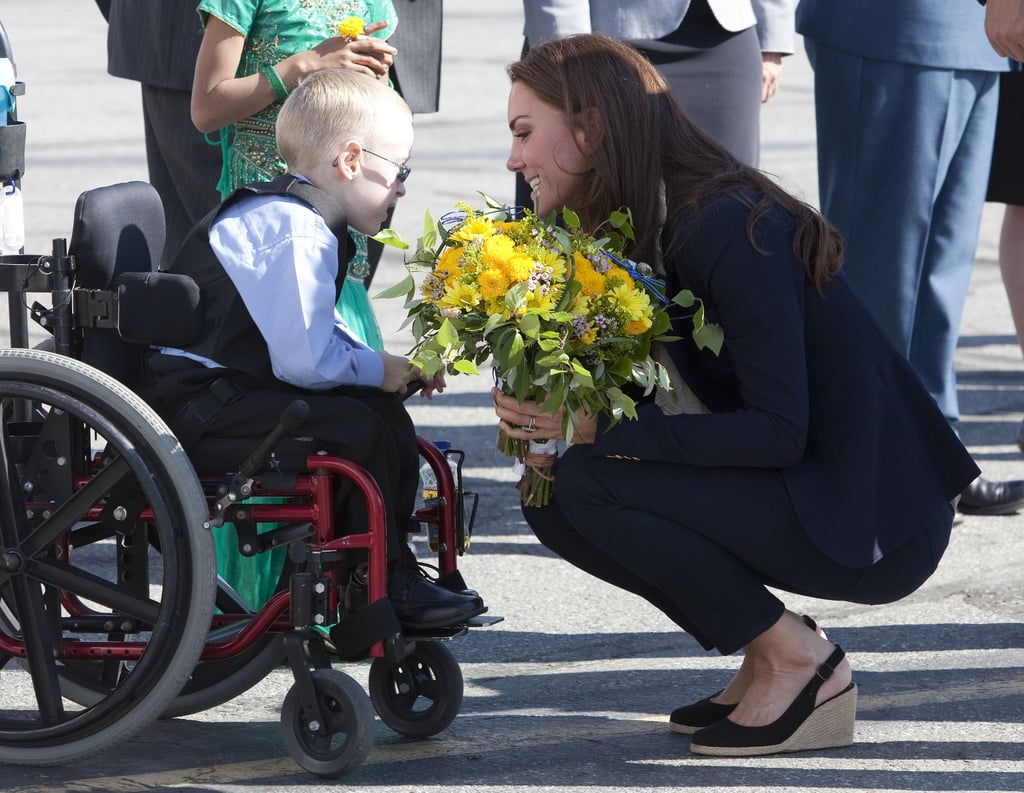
[378,351,417,393]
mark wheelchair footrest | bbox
[399,613,504,642]
[468,614,504,628]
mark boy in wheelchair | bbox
[145,68,483,631]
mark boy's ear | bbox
[335,141,362,179]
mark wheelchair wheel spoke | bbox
[8,575,65,725]
[19,457,130,558]
[27,556,160,625]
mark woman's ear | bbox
[335,141,362,180]
[574,107,604,156]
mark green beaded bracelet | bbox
[261,64,289,101]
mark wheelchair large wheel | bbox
[280,668,376,777]
[367,641,464,738]
[0,349,216,765]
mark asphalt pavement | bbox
[0,2,1022,792]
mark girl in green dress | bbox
[192,0,399,350]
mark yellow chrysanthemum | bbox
[480,234,517,272]
[478,266,512,301]
[610,283,652,321]
[579,325,599,345]
[573,253,607,296]
[338,16,365,39]
[451,216,496,244]
[435,246,465,281]
[624,317,652,335]
[534,248,567,281]
[526,289,558,313]
[506,252,537,283]
[437,280,481,310]
[605,265,636,290]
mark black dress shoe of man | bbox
[388,565,486,629]
[958,476,1024,516]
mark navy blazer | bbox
[590,196,979,567]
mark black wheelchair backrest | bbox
[66,181,201,390]
[69,180,164,289]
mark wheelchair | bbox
[0,181,499,777]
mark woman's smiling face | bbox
[506,82,591,218]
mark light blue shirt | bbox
[161,189,385,390]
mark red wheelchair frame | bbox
[0,182,497,777]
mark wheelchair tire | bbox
[0,348,216,765]
[367,641,464,738]
[280,668,376,777]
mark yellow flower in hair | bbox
[338,16,366,40]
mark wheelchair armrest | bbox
[110,271,203,346]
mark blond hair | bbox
[276,69,410,174]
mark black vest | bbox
[167,174,351,383]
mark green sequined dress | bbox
[199,0,398,351]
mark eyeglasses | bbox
[332,148,411,183]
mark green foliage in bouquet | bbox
[377,197,723,503]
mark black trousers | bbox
[525,446,952,655]
[149,359,419,566]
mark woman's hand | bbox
[761,53,783,103]
[491,388,598,445]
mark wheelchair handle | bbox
[236,399,310,481]
[401,378,425,401]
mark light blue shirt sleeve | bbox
[208,194,386,390]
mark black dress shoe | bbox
[388,565,485,630]
[689,645,857,757]
[958,476,1024,516]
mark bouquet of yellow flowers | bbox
[379,199,722,506]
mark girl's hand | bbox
[308,21,396,79]
[491,388,598,445]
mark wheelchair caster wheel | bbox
[368,641,464,738]
[280,669,375,777]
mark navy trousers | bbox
[525,446,952,655]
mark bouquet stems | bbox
[498,430,558,506]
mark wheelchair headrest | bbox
[69,181,165,289]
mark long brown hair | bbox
[507,34,843,289]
